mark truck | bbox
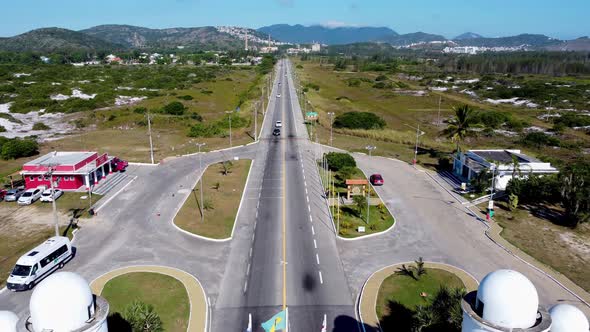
[111,157,128,172]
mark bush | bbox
[107,115,117,122]
[0,125,6,132]
[333,111,386,130]
[305,83,320,91]
[296,64,303,69]
[325,152,356,171]
[372,82,386,89]
[32,122,50,130]
[189,112,203,121]
[187,123,223,137]
[162,101,186,115]
[346,78,361,87]
[133,107,147,114]
[375,74,388,81]
[178,95,193,101]
[437,156,452,170]
[520,132,560,148]
[555,113,590,127]
[471,111,509,129]
[0,138,39,160]
[123,300,163,332]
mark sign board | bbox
[461,182,467,190]
[358,226,366,233]
[488,200,494,210]
[305,112,318,122]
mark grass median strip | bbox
[101,272,190,332]
[174,159,252,239]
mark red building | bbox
[21,151,115,191]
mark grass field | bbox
[489,201,590,292]
[101,272,190,332]
[336,203,395,238]
[174,159,251,239]
[376,268,465,320]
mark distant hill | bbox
[80,24,242,50]
[454,32,484,40]
[545,36,590,51]
[454,34,559,48]
[379,32,447,46]
[257,24,397,45]
[0,27,121,52]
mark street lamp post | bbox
[147,111,155,164]
[225,111,233,148]
[327,112,335,146]
[404,123,425,166]
[365,145,376,157]
[254,101,258,142]
[46,166,59,237]
[196,143,206,222]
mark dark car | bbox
[4,188,24,202]
[370,174,384,186]
[273,128,281,136]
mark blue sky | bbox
[1,0,588,39]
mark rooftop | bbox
[24,152,96,167]
[468,150,540,164]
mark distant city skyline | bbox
[1,0,588,40]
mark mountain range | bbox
[0,24,589,52]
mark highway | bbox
[213,59,358,331]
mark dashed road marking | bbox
[308,205,311,213]
[313,239,317,248]
[319,271,323,284]
[311,225,315,235]
[316,253,320,265]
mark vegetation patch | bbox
[333,111,386,130]
[174,159,251,239]
[102,272,189,332]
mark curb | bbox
[89,264,208,332]
[128,162,158,166]
[93,175,138,213]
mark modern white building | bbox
[0,311,19,332]
[22,272,109,332]
[453,149,558,190]
[461,269,589,332]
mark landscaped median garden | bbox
[320,152,395,238]
[376,259,466,332]
[174,159,251,239]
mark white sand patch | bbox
[485,97,536,107]
[71,89,96,100]
[117,86,134,90]
[429,87,448,91]
[0,103,74,141]
[13,73,31,78]
[494,129,518,137]
[78,80,91,84]
[23,82,36,85]
[138,88,159,92]
[461,89,478,97]
[51,82,62,86]
[50,94,70,101]
[456,78,479,84]
[115,96,147,106]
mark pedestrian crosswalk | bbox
[92,172,129,195]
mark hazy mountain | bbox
[454,32,484,40]
[0,27,121,52]
[545,36,590,51]
[80,24,243,50]
[379,32,447,46]
[257,24,397,45]
[454,33,559,48]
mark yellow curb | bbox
[359,262,479,329]
[90,265,207,332]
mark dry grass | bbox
[490,201,590,292]
[174,159,251,239]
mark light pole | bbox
[196,143,206,222]
[253,101,258,142]
[365,145,376,157]
[225,111,233,148]
[46,165,59,237]
[147,111,155,164]
[404,123,425,166]
[327,112,335,146]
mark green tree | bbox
[123,301,163,332]
[162,101,186,116]
[412,305,434,332]
[559,162,590,227]
[325,152,356,171]
[442,104,476,151]
[414,257,427,279]
[1,138,39,160]
[508,193,519,211]
[353,195,367,219]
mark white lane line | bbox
[305,188,308,195]
[316,253,320,265]
[306,196,309,203]
[249,247,253,257]
[303,174,306,181]
[256,211,258,218]
[304,180,307,187]
[311,225,315,235]
[319,271,323,284]
[244,280,248,293]
[247,263,251,276]
[308,205,311,213]
[309,215,313,222]
[302,168,305,174]
[314,239,317,248]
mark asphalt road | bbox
[213,60,360,331]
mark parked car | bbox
[276,94,281,98]
[17,188,43,205]
[7,236,73,291]
[275,121,283,128]
[273,128,281,136]
[4,187,25,202]
[0,189,7,201]
[370,174,384,186]
[40,189,63,202]
[111,157,129,172]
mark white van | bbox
[7,236,73,291]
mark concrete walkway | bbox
[358,262,479,330]
[90,265,208,332]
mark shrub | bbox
[187,123,223,137]
[296,64,303,69]
[0,125,6,132]
[555,113,590,127]
[520,132,560,148]
[472,111,509,129]
[346,78,361,87]
[305,83,320,91]
[162,101,186,115]
[107,115,117,122]
[1,138,39,160]
[189,112,203,121]
[32,122,50,130]
[438,156,452,170]
[178,95,193,100]
[133,107,147,114]
[325,152,356,171]
[375,74,388,81]
[333,111,386,130]
[372,82,386,89]
[123,300,163,332]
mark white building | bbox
[311,42,321,52]
[453,149,558,190]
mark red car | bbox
[370,174,384,186]
[111,157,129,172]
[0,189,6,201]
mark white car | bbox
[17,188,43,205]
[275,121,283,128]
[40,189,63,202]
[276,94,281,98]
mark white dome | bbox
[30,272,95,332]
[0,311,18,332]
[476,269,539,329]
[549,304,589,332]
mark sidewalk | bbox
[90,265,208,332]
[358,262,479,330]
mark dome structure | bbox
[0,311,18,332]
[475,269,539,329]
[549,304,589,332]
[29,272,94,332]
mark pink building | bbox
[21,151,115,191]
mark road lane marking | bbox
[281,64,288,311]
[314,239,317,248]
[319,271,323,284]
[309,215,313,222]
[244,280,248,293]
[311,225,315,235]
[249,247,253,257]
[316,253,320,265]
[247,263,251,275]
[308,205,311,212]
[305,188,308,195]
[306,196,309,203]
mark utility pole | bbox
[147,111,155,164]
[404,123,425,166]
[196,143,206,222]
[327,112,335,146]
[437,95,442,127]
[366,183,370,224]
[47,165,59,237]
[253,101,258,142]
[225,111,233,148]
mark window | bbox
[70,176,75,181]
[31,264,38,275]
[40,245,68,268]
[37,176,42,180]
[29,176,34,181]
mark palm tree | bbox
[412,305,434,332]
[511,154,521,179]
[414,257,427,279]
[443,104,476,151]
[123,300,164,332]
